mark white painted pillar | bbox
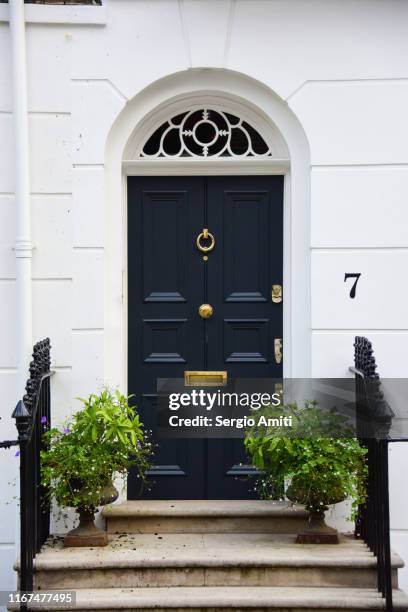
[10,0,33,396]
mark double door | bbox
[127,175,283,499]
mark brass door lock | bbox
[274,338,283,364]
[198,303,214,318]
[272,284,282,303]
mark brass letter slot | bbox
[184,371,227,387]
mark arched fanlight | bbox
[140,108,272,159]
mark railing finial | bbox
[12,399,31,441]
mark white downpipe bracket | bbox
[10,0,33,395]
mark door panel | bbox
[127,175,283,500]
[223,190,270,303]
[142,319,188,363]
[224,318,270,363]
[142,190,189,303]
[206,175,283,498]
[127,177,205,499]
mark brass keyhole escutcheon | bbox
[196,228,215,253]
[198,303,214,319]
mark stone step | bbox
[103,500,309,534]
[33,533,403,591]
[9,587,408,611]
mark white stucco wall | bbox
[0,0,408,595]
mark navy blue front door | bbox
[127,175,283,499]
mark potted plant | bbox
[41,388,153,547]
[244,401,367,544]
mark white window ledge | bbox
[0,3,106,25]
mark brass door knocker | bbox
[196,228,215,253]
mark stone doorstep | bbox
[7,587,408,611]
[34,533,404,571]
[102,501,309,518]
[34,564,400,591]
[31,534,403,590]
[106,516,310,535]
[22,609,401,612]
[103,501,309,535]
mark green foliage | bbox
[244,401,367,518]
[41,388,154,510]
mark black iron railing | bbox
[0,339,53,609]
[351,336,394,612]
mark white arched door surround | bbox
[104,69,311,390]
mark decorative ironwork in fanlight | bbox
[141,109,272,159]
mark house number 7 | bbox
[344,273,361,299]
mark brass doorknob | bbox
[198,304,214,318]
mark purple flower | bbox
[63,427,70,435]
[15,450,20,457]
[41,416,47,424]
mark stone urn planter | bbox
[244,402,368,547]
[286,475,345,544]
[64,480,119,548]
[41,389,153,550]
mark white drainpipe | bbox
[10,0,33,396]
